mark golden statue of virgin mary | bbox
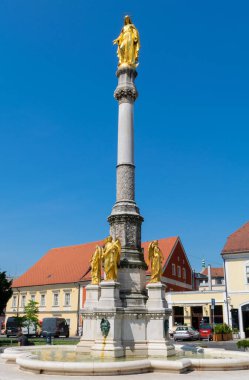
[113,15,140,68]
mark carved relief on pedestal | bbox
[108,214,143,249]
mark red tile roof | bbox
[12,237,178,288]
[201,267,224,277]
[222,222,249,254]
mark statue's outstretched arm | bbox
[113,30,122,45]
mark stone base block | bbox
[98,281,122,309]
[76,339,94,353]
[146,282,167,309]
[147,340,175,357]
[91,339,124,358]
[80,315,97,344]
[83,284,100,309]
[122,340,148,357]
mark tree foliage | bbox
[0,271,12,315]
[23,300,40,334]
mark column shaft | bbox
[117,102,134,165]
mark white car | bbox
[22,323,38,337]
[173,326,200,341]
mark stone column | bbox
[108,67,147,308]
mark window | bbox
[40,294,46,307]
[177,266,181,278]
[216,278,223,285]
[246,265,249,284]
[182,268,186,280]
[172,263,176,276]
[66,319,70,327]
[12,295,17,308]
[21,295,26,308]
[246,266,249,284]
[30,294,35,302]
[64,292,71,306]
[53,293,59,306]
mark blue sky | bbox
[0,0,248,276]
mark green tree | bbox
[23,300,40,335]
[0,271,12,315]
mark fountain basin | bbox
[2,345,249,375]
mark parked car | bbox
[199,323,213,340]
[41,318,69,338]
[169,324,180,338]
[5,317,38,337]
[0,321,5,335]
[173,326,200,341]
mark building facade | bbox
[222,221,249,338]
[167,221,249,338]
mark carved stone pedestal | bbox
[77,284,100,353]
[91,310,124,358]
[146,283,175,357]
[146,282,168,309]
[83,284,100,309]
[98,281,122,309]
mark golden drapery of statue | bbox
[102,236,121,281]
[90,245,102,285]
[113,15,140,68]
[148,240,163,283]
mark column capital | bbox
[114,86,138,103]
[114,67,138,103]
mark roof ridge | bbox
[51,240,103,251]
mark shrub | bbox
[214,323,232,334]
[222,323,232,334]
[237,340,249,351]
[232,328,239,333]
[214,324,223,334]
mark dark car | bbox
[41,318,69,338]
[6,317,38,337]
[199,323,213,340]
[5,317,20,337]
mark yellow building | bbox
[166,267,226,332]
[5,241,97,336]
[221,221,249,338]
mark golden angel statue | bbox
[90,245,102,285]
[113,15,140,68]
[148,240,163,283]
[102,236,121,281]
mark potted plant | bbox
[232,327,240,339]
[222,323,232,341]
[213,324,233,341]
[213,324,223,341]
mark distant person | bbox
[17,331,29,346]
